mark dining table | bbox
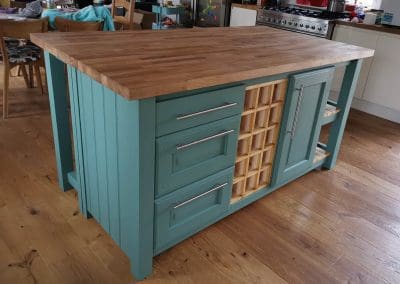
[0,13,27,21]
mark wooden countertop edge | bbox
[231,3,261,11]
[335,20,400,36]
[31,32,374,101]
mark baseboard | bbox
[351,98,400,124]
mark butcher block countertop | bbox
[336,20,400,36]
[31,26,374,100]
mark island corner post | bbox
[33,27,373,280]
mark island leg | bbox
[117,98,155,280]
[323,59,363,169]
[44,52,73,191]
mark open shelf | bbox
[231,79,288,203]
[322,103,340,125]
[313,145,330,164]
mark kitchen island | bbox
[31,26,374,280]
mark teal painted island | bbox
[31,26,374,280]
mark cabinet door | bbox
[273,67,334,185]
[363,34,400,112]
[230,7,257,27]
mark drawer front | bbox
[156,115,240,197]
[154,168,233,253]
[156,85,245,137]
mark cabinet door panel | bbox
[286,84,322,167]
[273,67,334,185]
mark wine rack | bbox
[231,79,288,203]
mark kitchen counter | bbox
[33,27,374,281]
[231,3,261,10]
[336,20,400,36]
[31,26,373,100]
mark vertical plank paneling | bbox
[92,80,110,231]
[67,66,88,217]
[104,90,121,245]
[80,71,99,217]
[72,71,156,280]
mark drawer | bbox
[156,85,245,137]
[154,168,233,253]
[156,115,240,197]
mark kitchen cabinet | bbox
[230,6,257,27]
[332,25,378,100]
[273,67,334,185]
[332,24,400,123]
[362,34,400,112]
[32,27,372,280]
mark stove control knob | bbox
[281,20,286,24]
[311,26,315,30]
[318,27,322,31]
[288,21,292,25]
[299,23,303,27]
[305,24,310,29]
[294,22,298,26]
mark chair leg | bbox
[34,63,44,95]
[28,64,34,88]
[3,65,10,119]
[20,64,30,88]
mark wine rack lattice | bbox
[231,79,288,203]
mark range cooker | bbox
[256,6,350,38]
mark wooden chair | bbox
[54,17,104,32]
[0,17,48,119]
[10,0,27,8]
[111,0,143,30]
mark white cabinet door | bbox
[363,34,400,111]
[230,7,257,27]
[331,25,378,99]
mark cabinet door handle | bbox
[176,102,238,121]
[176,129,234,151]
[289,85,305,139]
[173,182,228,209]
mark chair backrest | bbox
[54,17,104,32]
[0,17,48,40]
[111,0,138,29]
[10,0,27,8]
[0,17,48,66]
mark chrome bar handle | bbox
[290,85,305,139]
[173,183,228,209]
[176,129,234,151]
[176,102,238,121]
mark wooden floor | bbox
[1,71,400,284]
